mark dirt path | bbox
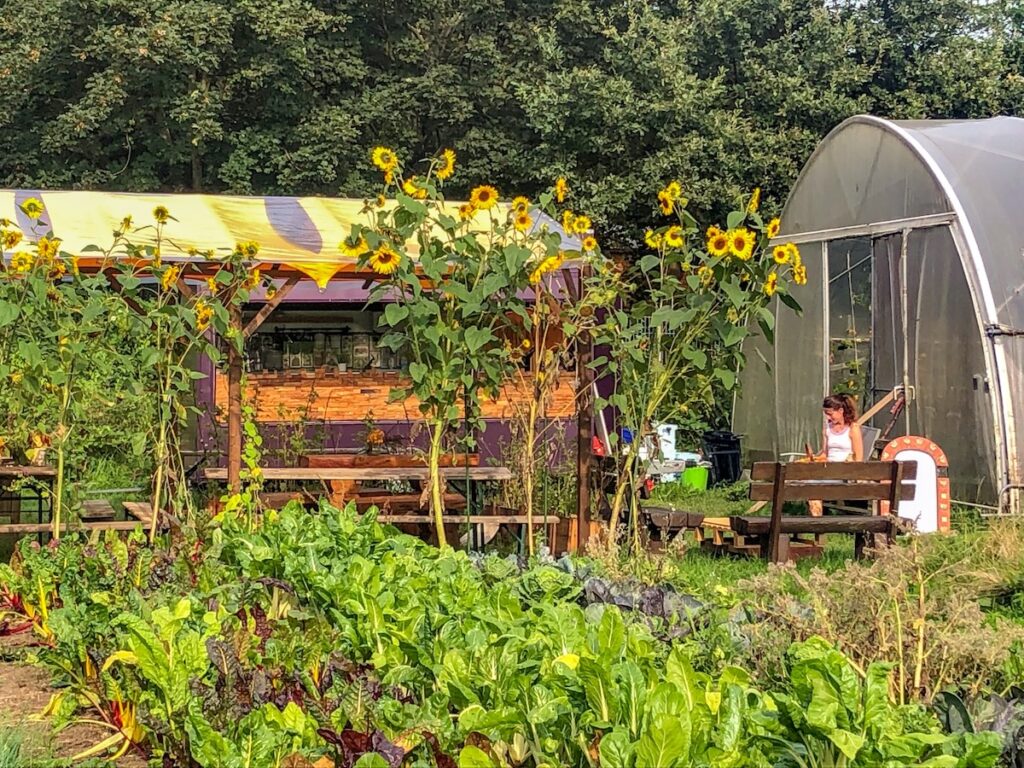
[0,635,146,766]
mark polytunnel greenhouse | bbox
[734,115,1024,511]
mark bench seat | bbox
[730,515,894,536]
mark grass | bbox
[0,729,23,768]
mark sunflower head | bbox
[469,185,499,210]
[235,240,260,258]
[787,243,801,266]
[746,187,761,214]
[376,195,386,208]
[372,147,399,173]
[153,205,171,224]
[657,191,674,216]
[665,181,682,200]
[36,236,60,261]
[572,215,592,235]
[772,245,791,264]
[340,235,369,258]
[644,229,662,249]
[511,196,530,214]
[697,264,714,286]
[766,217,781,239]
[436,148,456,181]
[793,263,808,286]
[160,265,180,291]
[402,177,427,200]
[707,232,730,258]
[582,235,598,252]
[561,210,575,232]
[763,272,778,297]
[10,251,33,273]
[513,212,533,233]
[554,177,568,203]
[369,244,402,275]
[728,228,755,260]
[458,203,476,221]
[19,198,44,219]
[707,224,722,239]
[665,225,684,249]
[2,229,23,251]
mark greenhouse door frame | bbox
[783,212,1013,512]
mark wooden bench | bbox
[738,461,917,563]
[642,505,705,539]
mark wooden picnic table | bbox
[200,467,512,481]
[0,465,56,531]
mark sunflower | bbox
[766,217,781,239]
[644,229,662,249]
[436,149,456,181]
[19,198,44,219]
[511,196,530,214]
[70,256,79,277]
[458,203,476,221]
[697,264,714,286]
[787,243,801,265]
[728,228,755,260]
[243,268,261,290]
[746,187,761,214]
[11,250,33,271]
[340,235,369,258]
[707,224,722,239]
[469,185,499,210]
[384,169,395,185]
[582,235,598,252]
[369,244,402,275]
[763,272,778,297]
[50,259,66,279]
[1,229,22,250]
[793,263,808,286]
[554,177,568,203]
[376,195,386,208]
[161,265,180,291]
[196,302,214,332]
[772,245,791,264]
[658,190,674,216]
[266,286,278,299]
[561,210,576,232]
[206,277,218,293]
[707,231,730,258]
[529,254,563,284]
[235,240,260,258]
[572,215,592,235]
[664,225,684,249]
[727,307,740,324]
[513,212,533,233]
[371,147,398,173]
[119,215,133,233]
[153,205,170,224]
[402,177,427,200]
[36,236,60,261]
[664,180,682,200]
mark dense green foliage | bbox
[1,0,1021,237]
[0,504,1011,767]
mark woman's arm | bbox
[816,428,828,460]
[850,423,864,461]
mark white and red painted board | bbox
[879,436,951,533]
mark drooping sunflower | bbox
[561,210,575,232]
[369,244,402,275]
[243,268,261,290]
[10,251,33,273]
[70,256,79,277]
[787,243,801,265]
[436,149,456,181]
[196,302,214,332]
[376,195,386,208]
[793,263,807,286]
[657,190,674,216]
[2,229,22,250]
[235,240,260,258]
[153,205,170,224]
[766,217,781,239]
[554,177,568,203]
[572,215,592,235]
[340,235,369,258]
[763,272,778,297]
[697,264,714,286]
[772,245,790,264]
[402,177,427,200]
[747,187,761,214]
[19,198,44,219]
[469,185,499,210]
[728,228,755,260]
[514,212,533,233]
[644,229,662,249]
[664,225,684,249]
[582,235,598,252]
[161,265,181,291]
[458,203,476,221]
[707,231,730,258]
[371,147,399,173]
[206,277,218,293]
[50,259,66,279]
[511,196,530,214]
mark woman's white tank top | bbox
[826,425,853,462]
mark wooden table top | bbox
[0,464,57,478]
[201,466,513,482]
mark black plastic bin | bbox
[702,430,742,486]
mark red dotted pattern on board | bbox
[880,436,950,531]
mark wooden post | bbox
[227,301,243,493]
[575,265,593,551]
[766,462,788,563]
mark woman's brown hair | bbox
[822,393,857,425]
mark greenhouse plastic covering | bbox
[735,116,1024,508]
[0,190,581,288]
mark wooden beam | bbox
[175,276,195,301]
[0,521,145,534]
[575,263,593,551]
[243,277,300,338]
[103,270,146,315]
[202,466,514,481]
[227,300,243,492]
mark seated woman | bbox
[808,393,864,517]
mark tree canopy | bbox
[1,0,1021,241]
